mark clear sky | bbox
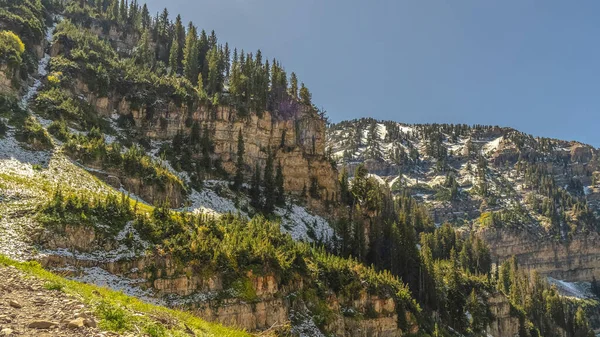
[145,0,600,147]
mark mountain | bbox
[327,118,600,282]
[0,1,598,337]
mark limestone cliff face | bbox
[41,251,412,337]
[487,294,520,337]
[479,227,600,282]
[69,79,339,200]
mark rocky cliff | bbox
[39,235,413,337]
[480,227,600,282]
[67,76,339,200]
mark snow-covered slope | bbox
[327,118,600,231]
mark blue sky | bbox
[146,0,600,146]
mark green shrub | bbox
[16,116,52,150]
[0,30,25,69]
[96,300,130,331]
[43,281,64,292]
[47,119,71,141]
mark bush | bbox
[16,116,52,150]
[47,119,70,141]
[0,30,25,69]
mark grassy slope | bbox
[0,255,250,337]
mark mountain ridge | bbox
[1,1,599,336]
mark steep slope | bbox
[1,1,598,337]
[0,255,250,337]
[328,118,600,282]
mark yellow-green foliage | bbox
[0,31,25,66]
[0,0,45,48]
[40,191,420,323]
[16,115,53,150]
[62,133,185,194]
[47,71,62,85]
[477,211,494,228]
[0,255,250,337]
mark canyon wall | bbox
[479,227,600,282]
[66,77,339,201]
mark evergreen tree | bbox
[263,150,275,213]
[119,0,127,23]
[173,14,185,72]
[168,37,179,75]
[196,73,207,99]
[96,0,104,13]
[224,42,231,77]
[108,0,119,21]
[299,82,312,106]
[339,166,351,205]
[207,46,221,95]
[135,29,153,66]
[233,129,245,191]
[183,23,199,84]
[198,30,209,81]
[250,163,262,211]
[573,307,594,337]
[141,4,150,29]
[275,160,285,206]
[289,72,298,99]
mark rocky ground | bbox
[0,265,117,337]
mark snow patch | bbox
[483,136,503,155]
[547,277,592,300]
[275,204,334,242]
[70,267,160,304]
[185,183,247,218]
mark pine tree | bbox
[233,129,245,191]
[119,0,127,24]
[159,8,169,41]
[573,306,594,337]
[183,23,199,84]
[224,42,231,77]
[263,150,275,213]
[198,30,209,81]
[250,163,262,211]
[339,166,351,205]
[173,15,185,71]
[196,73,206,99]
[299,82,312,106]
[129,0,140,25]
[168,37,179,75]
[289,72,298,99]
[136,29,153,66]
[96,0,104,13]
[275,161,285,206]
[141,4,150,29]
[108,0,119,21]
[207,47,221,96]
[208,30,217,48]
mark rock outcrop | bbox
[41,252,413,337]
[487,294,520,337]
[479,227,600,282]
[69,78,339,200]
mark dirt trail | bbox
[0,265,118,337]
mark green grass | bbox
[0,255,251,337]
[43,280,65,291]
